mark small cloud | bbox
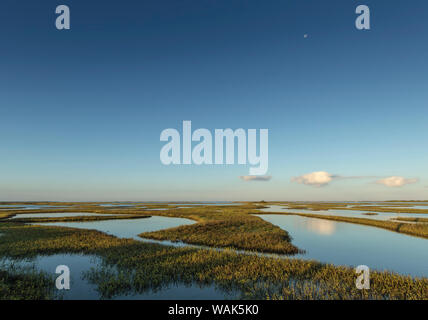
[291,171,418,188]
[239,175,272,182]
[376,176,418,188]
[291,171,337,187]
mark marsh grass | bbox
[0,203,300,254]
[349,206,428,214]
[0,212,14,220]
[0,261,55,300]
[1,202,428,300]
[0,222,426,300]
[137,206,301,254]
[394,217,428,223]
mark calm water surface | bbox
[167,203,241,206]
[256,212,428,277]
[36,210,428,277]
[264,205,428,221]
[98,204,139,207]
[0,205,70,210]
[4,216,238,299]
[1,254,235,300]
[3,207,426,300]
[10,212,114,219]
[36,216,195,240]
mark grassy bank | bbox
[349,206,428,214]
[394,217,428,223]
[272,202,428,214]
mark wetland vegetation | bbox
[0,265,55,300]
[0,201,427,300]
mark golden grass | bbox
[349,206,428,214]
[394,217,428,223]
[140,215,301,254]
[0,222,427,300]
[0,267,55,300]
[1,201,427,300]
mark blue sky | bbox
[1,0,427,201]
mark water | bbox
[10,212,114,219]
[0,254,235,300]
[3,216,237,299]
[97,202,242,207]
[256,214,428,277]
[349,203,428,210]
[4,205,427,299]
[3,208,425,300]
[410,206,428,210]
[35,216,195,240]
[0,205,70,210]
[34,210,428,277]
[166,203,241,206]
[262,205,428,221]
[349,204,407,208]
[35,211,428,277]
[279,202,428,210]
[145,207,224,210]
[0,205,27,209]
[98,204,139,207]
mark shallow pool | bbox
[35,216,195,240]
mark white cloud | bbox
[291,171,336,187]
[376,176,418,188]
[239,175,272,182]
[291,171,420,189]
